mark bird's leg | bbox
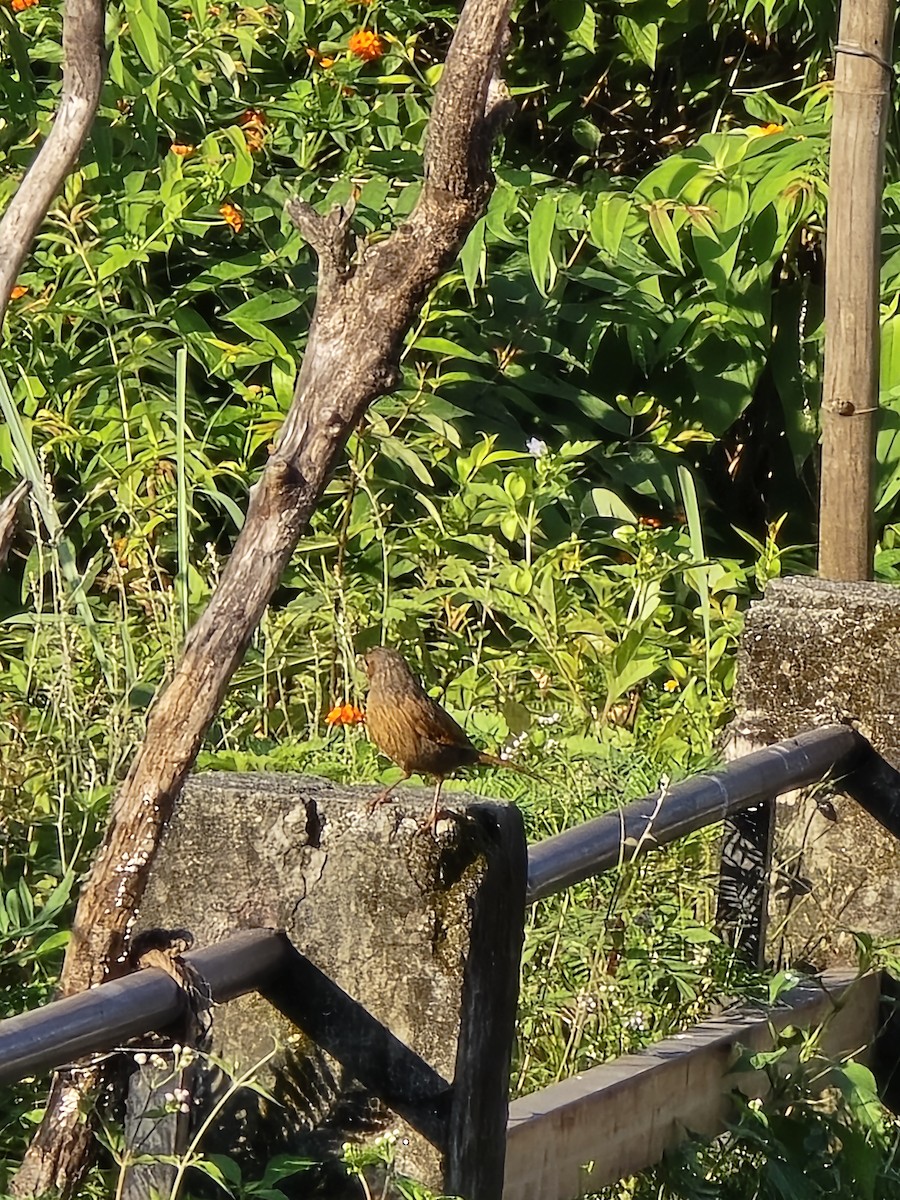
[366,773,409,814]
[421,777,447,834]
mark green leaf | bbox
[589,194,631,259]
[225,294,304,324]
[647,203,683,272]
[696,179,750,290]
[572,119,602,153]
[528,193,559,296]
[97,245,149,281]
[381,437,434,486]
[39,873,75,923]
[222,126,256,190]
[551,0,595,51]
[686,332,763,434]
[125,0,160,71]
[408,336,488,362]
[677,465,711,688]
[584,488,636,521]
[34,930,71,956]
[616,15,659,69]
[460,217,486,302]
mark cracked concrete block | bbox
[134,772,527,1199]
[728,576,900,967]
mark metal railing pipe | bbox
[526,725,863,903]
[0,927,288,1085]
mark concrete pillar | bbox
[132,773,527,1198]
[727,576,900,967]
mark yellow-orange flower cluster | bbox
[239,107,268,152]
[348,29,383,61]
[220,201,244,232]
[10,0,38,13]
[306,47,335,69]
[325,703,366,726]
[747,122,786,140]
[170,142,195,157]
[10,286,28,301]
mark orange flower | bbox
[170,142,195,157]
[348,29,383,61]
[319,56,335,69]
[11,0,38,12]
[239,108,267,152]
[759,122,785,135]
[220,201,244,232]
[325,703,366,726]
[10,286,28,300]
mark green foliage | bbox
[2,0,900,1193]
[0,0,853,586]
[604,1030,900,1200]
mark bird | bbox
[363,646,540,831]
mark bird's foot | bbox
[419,806,456,836]
[366,787,397,815]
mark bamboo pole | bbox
[818,0,894,580]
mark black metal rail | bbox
[0,928,288,1086]
[526,724,868,902]
[1,724,896,1088]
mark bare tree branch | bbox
[0,0,104,332]
[14,0,514,1193]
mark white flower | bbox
[526,437,548,458]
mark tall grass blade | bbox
[0,367,113,685]
[175,347,190,638]
[677,464,711,691]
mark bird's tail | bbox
[476,752,546,784]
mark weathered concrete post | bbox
[723,576,900,967]
[130,773,527,1199]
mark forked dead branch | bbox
[3,0,516,1193]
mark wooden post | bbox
[818,0,894,580]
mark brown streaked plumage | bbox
[364,646,538,830]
